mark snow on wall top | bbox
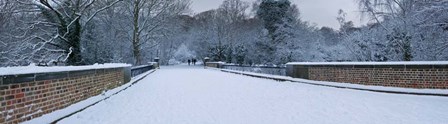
[0,63,131,76]
[287,61,448,65]
[148,62,158,65]
[131,64,153,70]
[206,62,226,64]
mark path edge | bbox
[50,70,157,124]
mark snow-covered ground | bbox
[31,65,448,124]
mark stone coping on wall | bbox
[132,62,158,69]
[287,61,448,69]
[0,63,131,76]
[223,64,286,69]
[0,63,132,86]
[206,62,226,64]
[287,61,448,66]
[148,62,158,65]
[131,64,153,70]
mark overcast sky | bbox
[190,0,365,29]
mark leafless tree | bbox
[127,0,190,65]
[1,0,122,66]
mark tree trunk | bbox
[132,0,142,65]
[66,17,84,65]
[403,40,412,61]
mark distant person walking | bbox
[188,59,191,66]
[193,59,197,65]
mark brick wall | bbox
[206,62,225,68]
[0,68,130,124]
[287,63,448,89]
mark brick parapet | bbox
[205,62,225,68]
[0,67,129,124]
[286,62,448,89]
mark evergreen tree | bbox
[256,0,292,42]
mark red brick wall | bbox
[308,67,448,89]
[206,62,224,68]
[0,68,126,124]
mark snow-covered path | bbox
[59,65,448,124]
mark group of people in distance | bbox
[187,59,197,66]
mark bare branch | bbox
[83,0,123,27]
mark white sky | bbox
[190,0,366,29]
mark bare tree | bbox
[2,0,123,66]
[355,0,448,61]
[413,0,448,60]
[0,0,40,66]
[356,0,418,61]
[218,0,249,62]
[127,0,190,65]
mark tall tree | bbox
[217,0,249,62]
[3,0,123,66]
[256,0,293,42]
[356,0,417,61]
[127,0,190,65]
[255,0,303,64]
